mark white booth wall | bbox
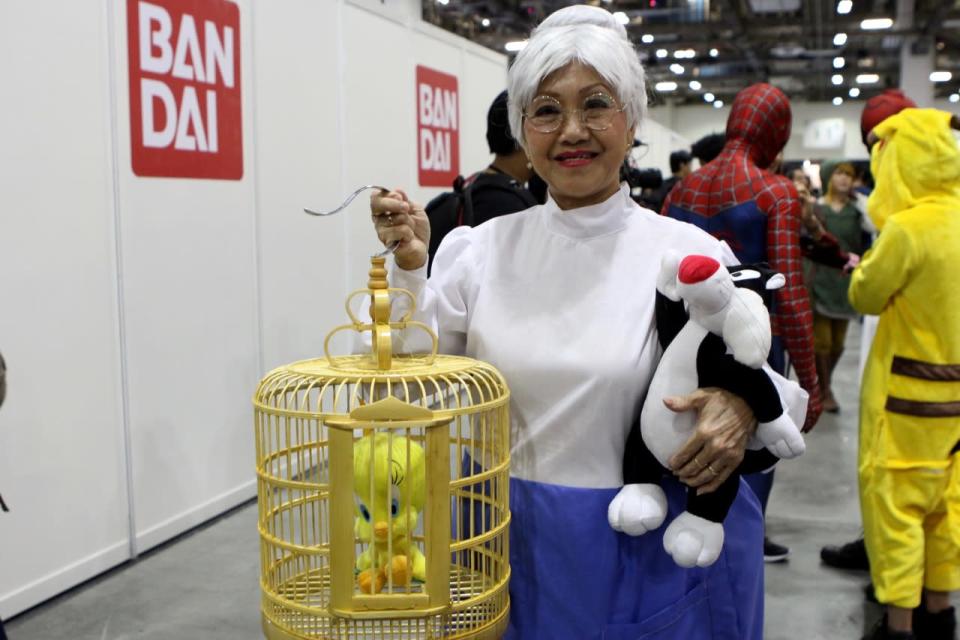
[0,0,508,619]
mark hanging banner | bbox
[127,0,243,179]
[416,66,460,187]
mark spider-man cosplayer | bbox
[662,83,822,433]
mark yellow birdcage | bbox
[254,256,511,640]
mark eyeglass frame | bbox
[521,92,627,134]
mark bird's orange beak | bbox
[374,522,389,541]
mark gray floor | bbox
[7,322,957,639]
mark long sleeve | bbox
[389,226,482,356]
[848,218,913,315]
[767,188,822,428]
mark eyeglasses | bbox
[523,92,625,134]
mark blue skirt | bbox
[503,476,764,640]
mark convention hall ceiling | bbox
[423,0,960,107]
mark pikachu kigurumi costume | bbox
[852,108,960,608]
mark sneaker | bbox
[821,537,870,571]
[763,537,789,563]
[864,615,915,640]
[913,604,956,640]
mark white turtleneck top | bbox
[391,184,738,488]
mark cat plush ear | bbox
[657,250,682,301]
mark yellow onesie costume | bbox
[850,108,960,608]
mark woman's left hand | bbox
[665,388,757,495]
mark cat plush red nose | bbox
[678,255,721,284]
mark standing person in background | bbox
[807,162,866,414]
[424,90,538,273]
[691,132,726,166]
[647,149,692,213]
[820,88,917,575]
[663,83,822,564]
[854,108,960,640]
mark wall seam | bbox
[103,0,138,560]
[247,0,266,380]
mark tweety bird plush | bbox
[353,433,427,593]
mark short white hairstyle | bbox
[507,5,647,148]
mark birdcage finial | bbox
[323,256,439,372]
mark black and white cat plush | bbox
[608,251,807,568]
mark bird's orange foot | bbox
[357,568,385,594]
[389,554,412,586]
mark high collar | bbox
[543,183,634,239]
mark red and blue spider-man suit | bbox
[662,83,822,430]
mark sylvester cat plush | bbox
[608,251,806,568]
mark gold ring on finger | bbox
[707,463,718,476]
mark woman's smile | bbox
[554,149,600,168]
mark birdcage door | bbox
[326,398,452,619]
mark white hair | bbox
[507,5,647,148]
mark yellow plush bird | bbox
[353,433,426,593]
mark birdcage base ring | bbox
[261,562,509,640]
[262,606,508,640]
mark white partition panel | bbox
[252,1,349,371]
[109,0,260,553]
[0,2,130,619]
[340,4,507,290]
[0,0,509,618]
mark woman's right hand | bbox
[370,189,430,271]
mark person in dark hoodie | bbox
[662,83,822,563]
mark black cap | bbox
[487,90,519,156]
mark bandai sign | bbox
[127,0,242,179]
[416,66,459,187]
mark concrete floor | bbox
[7,322,957,639]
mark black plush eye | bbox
[359,504,371,522]
[390,499,399,517]
[730,268,762,282]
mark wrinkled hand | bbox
[666,388,757,495]
[370,189,430,271]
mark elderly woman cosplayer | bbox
[369,5,801,639]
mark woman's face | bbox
[522,62,634,210]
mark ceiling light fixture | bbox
[670,63,685,74]
[709,48,719,57]
[950,94,960,103]
[704,92,715,102]
[713,100,724,109]
[856,73,879,84]
[481,18,490,27]
[656,49,668,58]
[929,71,952,82]
[505,40,527,52]
[655,81,678,91]
[861,18,893,30]
[832,74,843,85]
[849,87,860,97]
[837,0,852,14]
[833,32,847,46]
[641,34,654,44]
[689,80,702,90]
[833,97,843,106]
[833,56,845,69]
[613,11,630,25]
